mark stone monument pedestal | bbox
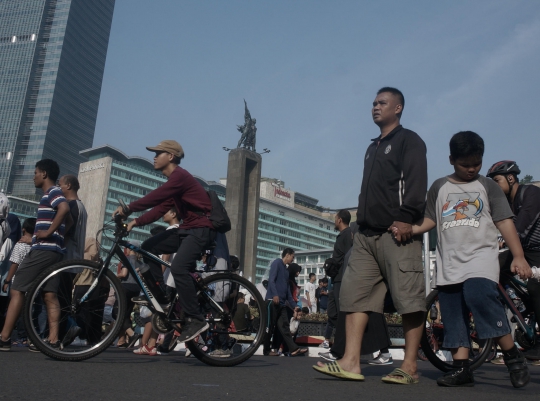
[225,148,262,282]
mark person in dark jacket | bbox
[263,248,307,357]
[315,87,427,384]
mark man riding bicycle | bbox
[487,160,540,360]
[113,140,215,343]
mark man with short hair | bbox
[113,140,215,343]
[305,273,317,314]
[264,248,308,356]
[0,159,71,351]
[58,175,87,260]
[315,87,427,383]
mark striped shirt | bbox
[32,186,67,254]
[9,242,31,265]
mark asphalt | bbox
[1,347,540,400]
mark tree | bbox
[520,174,534,185]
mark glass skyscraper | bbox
[0,0,115,197]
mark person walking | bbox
[263,248,308,357]
[304,273,317,314]
[315,87,427,383]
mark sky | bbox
[94,0,540,209]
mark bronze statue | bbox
[237,99,257,151]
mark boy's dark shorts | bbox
[11,249,63,293]
[437,277,510,349]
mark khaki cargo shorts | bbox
[340,231,426,315]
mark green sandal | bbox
[313,361,365,381]
[381,368,419,384]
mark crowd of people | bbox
[0,86,539,390]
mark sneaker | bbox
[61,326,82,350]
[437,368,475,387]
[28,342,40,353]
[318,351,338,362]
[177,318,209,343]
[503,352,530,388]
[491,355,505,365]
[185,348,192,358]
[531,360,540,366]
[208,348,232,358]
[133,345,157,356]
[0,335,11,352]
[318,340,329,348]
[368,353,394,365]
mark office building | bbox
[0,0,115,197]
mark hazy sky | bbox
[94,0,540,209]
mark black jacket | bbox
[357,125,427,236]
[332,226,353,283]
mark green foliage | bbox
[520,174,534,185]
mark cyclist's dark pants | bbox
[500,249,540,324]
[170,227,215,321]
[141,228,180,285]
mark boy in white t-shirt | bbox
[407,131,531,388]
[304,273,317,313]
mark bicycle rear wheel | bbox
[23,260,126,361]
[420,289,493,372]
[185,272,266,367]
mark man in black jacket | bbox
[315,87,427,383]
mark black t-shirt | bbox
[66,199,79,238]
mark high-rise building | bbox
[0,0,115,197]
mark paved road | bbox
[2,347,540,400]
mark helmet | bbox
[486,160,521,178]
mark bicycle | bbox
[23,200,266,366]
[420,275,537,372]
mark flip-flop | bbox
[381,368,419,384]
[313,361,365,381]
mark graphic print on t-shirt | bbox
[441,192,484,231]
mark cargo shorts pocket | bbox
[397,260,424,296]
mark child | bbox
[406,131,531,388]
[3,218,36,293]
[0,159,70,351]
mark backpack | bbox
[322,257,342,279]
[206,190,231,233]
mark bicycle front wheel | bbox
[420,289,494,372]
[23,260,126,361]
[186,272,266,367]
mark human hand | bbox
[511,256,532,279]
[2,282,9,293]
[127,220,137,232]
[34,230,50,240]
[19,236,32,245]
[389,221,413,242]
[273,295,279,305]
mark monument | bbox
[225,101,262,281]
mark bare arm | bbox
[496,218,531,279]
[392,217,436,237]
[2,262,19,292]
[117,267,129,279]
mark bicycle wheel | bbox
[185,272,266,367]
[420,289,493,372]
[23,259,126,361]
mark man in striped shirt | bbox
[0,159,71,351]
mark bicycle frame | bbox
[78,223,225,322]
[497,278,536,342]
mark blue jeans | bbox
[438,278,510,349]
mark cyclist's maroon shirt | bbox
[128,166,213,229]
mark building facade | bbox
[0,0,115,197]
[77,145,168,250]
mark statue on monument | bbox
[237,99,257,152]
